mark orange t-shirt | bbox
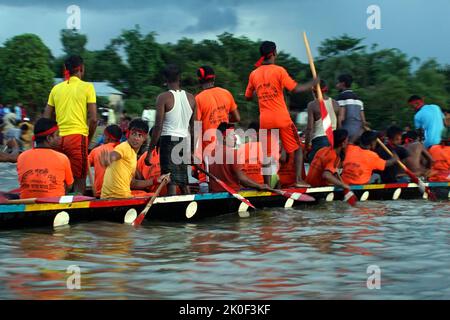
[279,152,296,187]
[306,147,340,187]
[196,87,238,134]
[237,141,264,185]
[17,148,74,199]
[341,145,386,185]
[208,145,243,193]
[245,64,297,129]
[88,143,117,197]
[429,145,450,181]
[195,87,238,158]
[136,150,165,193]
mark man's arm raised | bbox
[291,77,320,94]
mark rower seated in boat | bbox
[237,121,265,186]
[16,118,74,199]
[428,144,450,182]
[341,130,399,185]
[134,127,174,196]
[402,130,434,178]
[375,126,410,183]
[100,119,169,199]
[88,125,122,197]
[305,129,350,189]
[207,123,272,193]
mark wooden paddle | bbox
[365,127,437,201]
[303,32,333,147]
[132,174,171,226]
[193,164,256,209]
[271,189,316,202]
[336,171,358,206]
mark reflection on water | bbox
[1,164,450,299]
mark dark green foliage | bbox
[0,29,449,130]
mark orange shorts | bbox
[261,122,301,157]
[60,134,88,179]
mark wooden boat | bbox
[0,182,449,230]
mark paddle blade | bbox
[343,189,358,206]
[216,179,256,209]
[132,212,146,227]
[233,192,256,209]
[404,168,437,201]
[283,191,315,202]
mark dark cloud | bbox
[183,6,238,33]
[0,0,245,11]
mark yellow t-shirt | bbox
[101,142,137,199]
[47,76,96,137]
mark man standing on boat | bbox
[245,41,318,187]
[195,65,241,152]
[144,64,196,195]
[408,95,445,149]
[305,80,339,162]
[44,55,98,195]
[336,74,367,143]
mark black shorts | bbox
[159,136,189,186]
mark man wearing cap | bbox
[16,118,74,199]
[408,95,445,149]
[43,55,97,194]
[245,41,318,187]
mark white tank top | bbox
[312,98,337,140]
[161,90,193,138]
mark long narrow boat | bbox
[0,182,449,230]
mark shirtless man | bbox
[402,130,434,177]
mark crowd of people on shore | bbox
[1,40,450,200]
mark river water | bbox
[0,163,449,299]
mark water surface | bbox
[1,163,449,299]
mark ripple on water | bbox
[0,166,450,298]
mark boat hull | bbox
[0,182,448,230]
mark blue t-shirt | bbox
[414,104,445,148]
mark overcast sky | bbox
[0,0,449,65]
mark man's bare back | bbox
[404,142,433,176]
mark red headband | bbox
[404,138,414,145]
[32,125,59,144]
[64,66,81,82]
[104,130,120,142]
[198,68,215,81]
[409,99,424,111]
[255,52,274,68]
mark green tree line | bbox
[0,28,449,129]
